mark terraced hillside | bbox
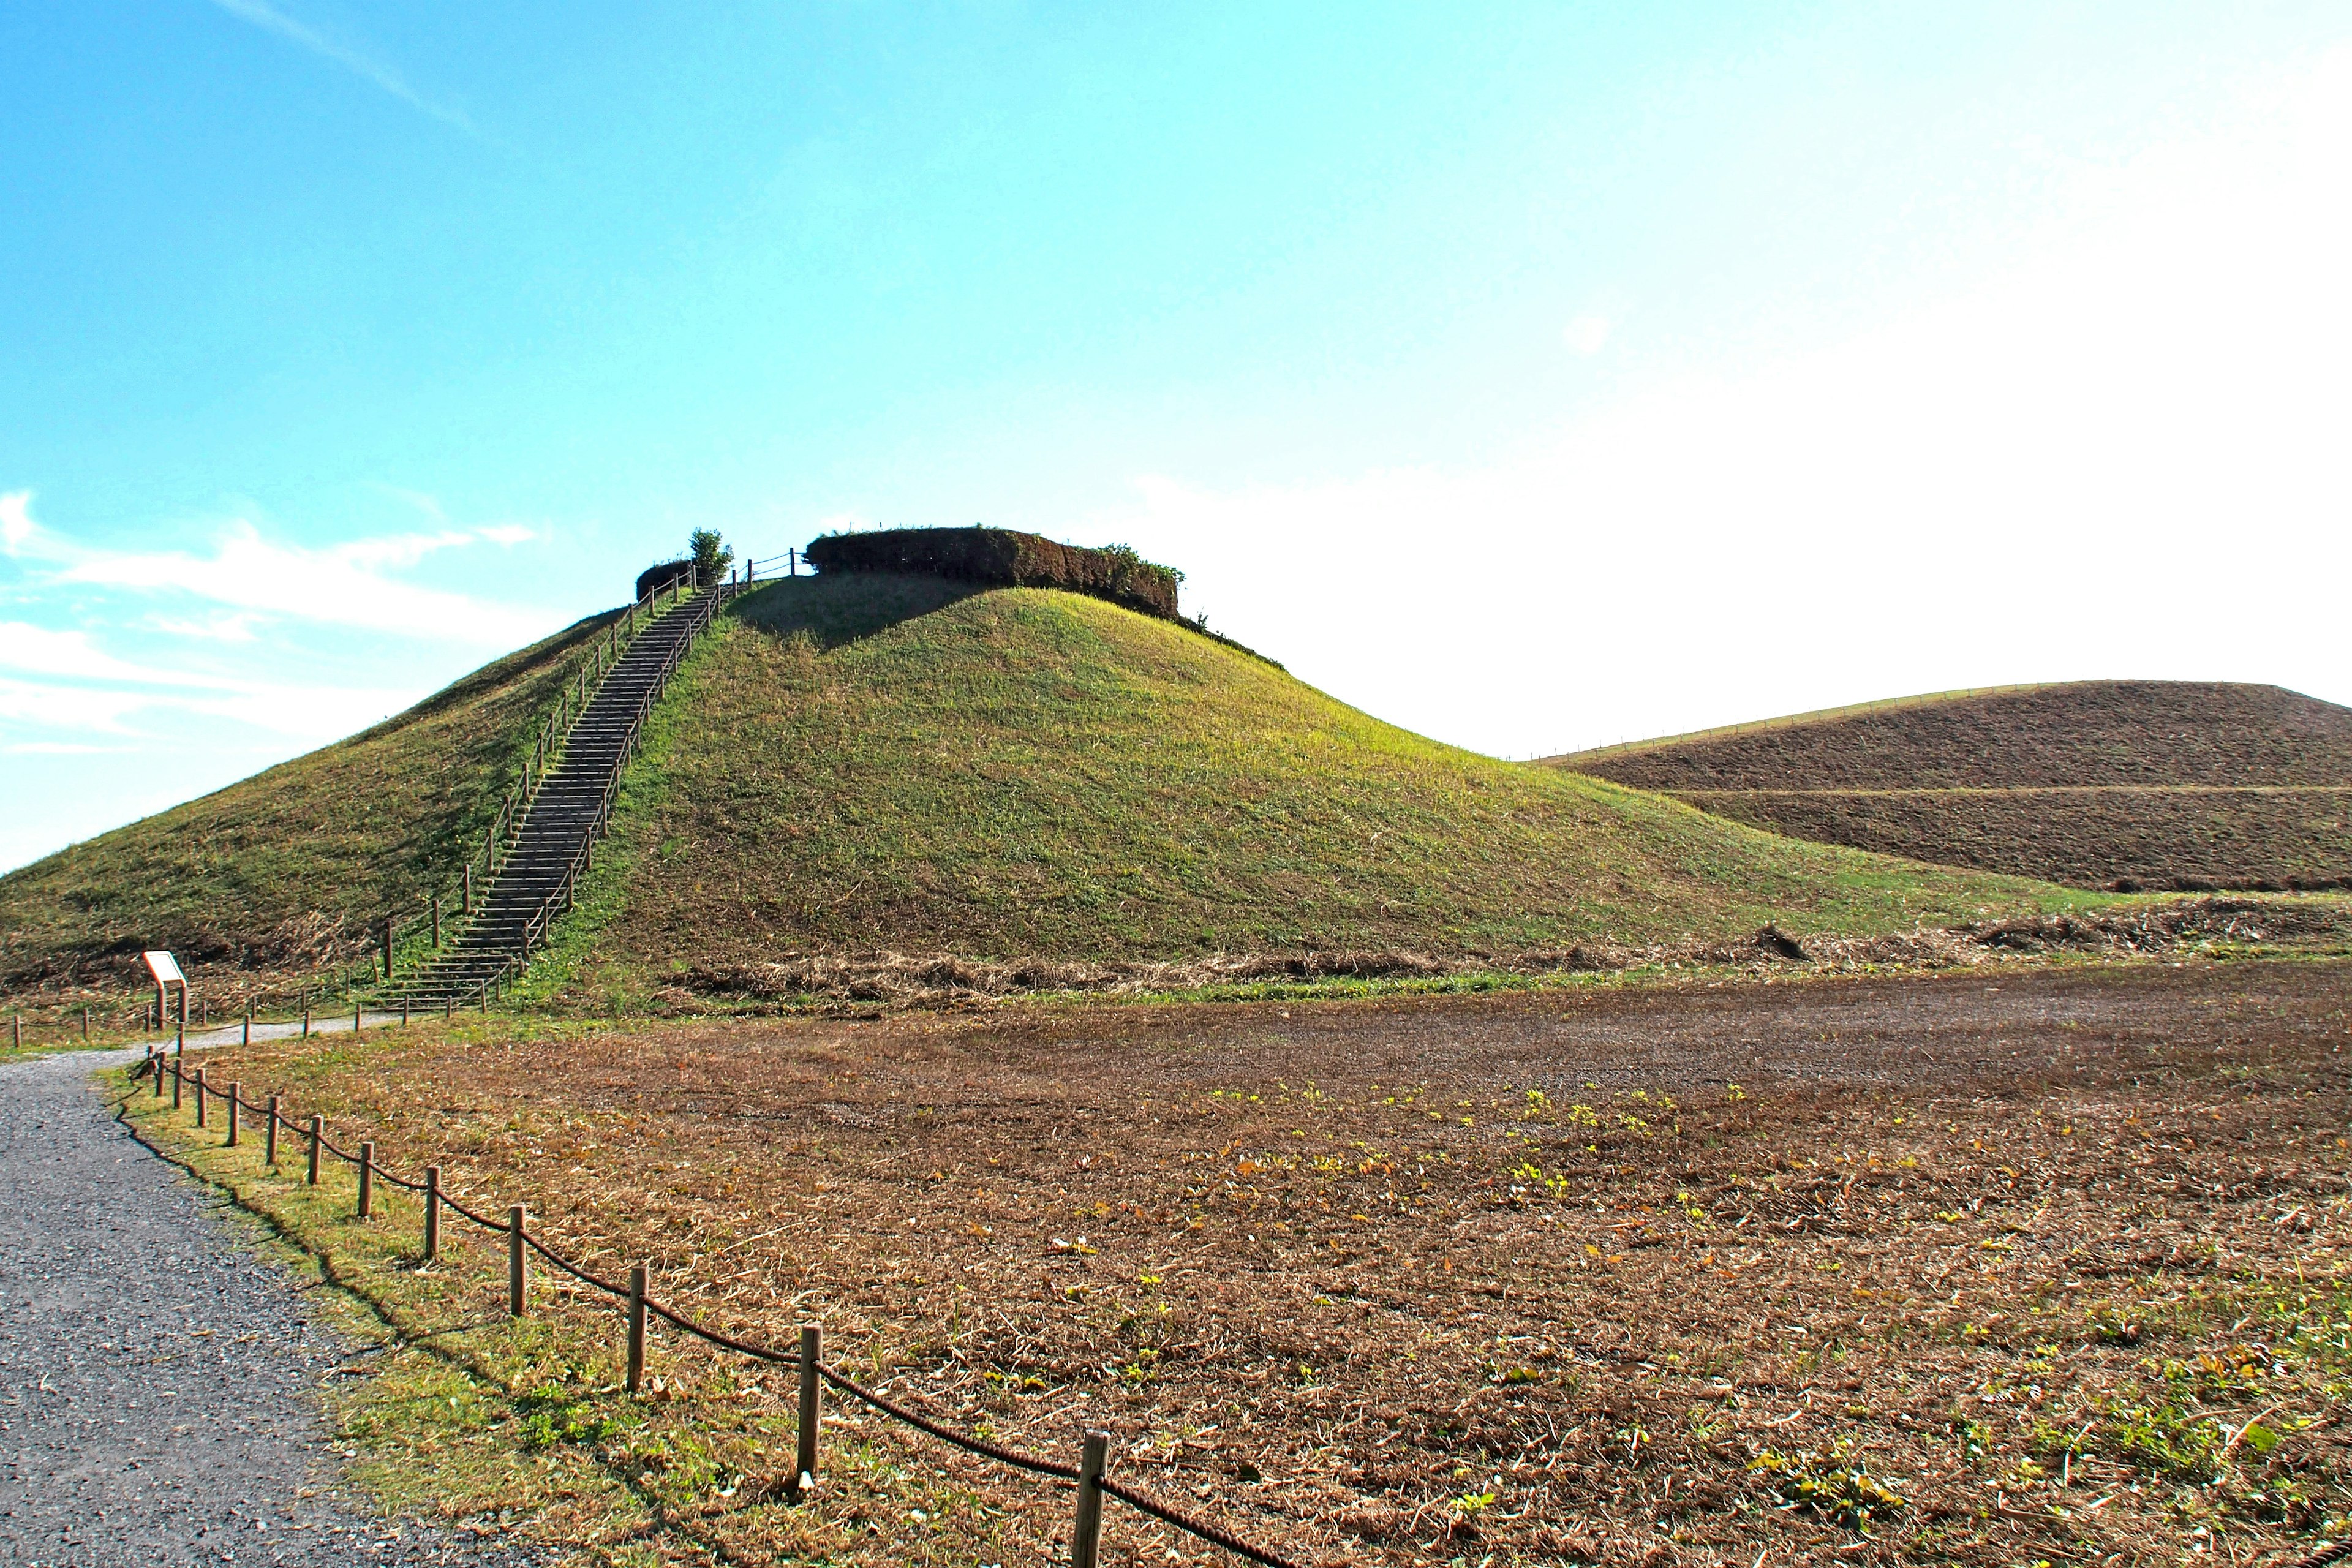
[1548,681,2352,890]
[540,573,2070,1006]
[0,612,618,999]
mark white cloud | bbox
[1562,315,1611,355]
[477,523,538,546]
[148,612,263,643]
[4,741,125,756]
[1102,44,2352,757]
[3,499,545,648]
[0,622,228,688]
[0,620,419,740]
[0,676,145,734]
[202,0,478,135]
[1,491,34,553]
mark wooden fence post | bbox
[796,1324,821,1493]
[83,1007,91,1040]
[307,1116,322,1184]
[154,1052,167,1099]
[462,862,473,914]
[10,1014,19,1050]
[508,1206,526,1316]
[194,1067,207,1128]
[353,1000,362,1035]
[226,1084,239,1147]
[358,1141,374,1219]
[424,1167,440,1262]
[172,1060,183,1109]
[1072,1430,1110,1568]
[266,1095,280,1166]
[627,1265,646,1393]
[302,1005,311,1039]
[380,921,393,980]
[243,999,252,1047]
[431,895,442,949]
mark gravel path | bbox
[0,1048,535,1567]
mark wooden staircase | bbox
[380,579,738,1009]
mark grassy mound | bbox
[0,612,617,999]
[547,574,2075,1003]
[1547,681,2352,891]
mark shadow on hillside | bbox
[728,572,984,649]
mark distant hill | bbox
[1545,681,2352,891]
[542,574,2064,1006]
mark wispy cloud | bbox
[0,625,414,741]
[202,0,478,135]
[147,611,263,643]
[3,497,545,648]
[4,741,125,756]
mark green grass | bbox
[0,610,620,1000]
[551,573,2089,1001]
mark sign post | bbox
[141,951,187,1047]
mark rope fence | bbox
[135,1048,1303,1568]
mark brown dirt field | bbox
[1555,682,2352,892]
[1562,683,2352,792]
[190,959,2352,1566]
[1681,788,2352,894]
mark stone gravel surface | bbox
[0,1047,536,1567]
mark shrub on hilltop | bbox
[802,526,1182,619]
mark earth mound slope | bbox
[548,574,2066,1004]
[1546,681,2352,891]
[0,612,617,999]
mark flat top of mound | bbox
[544,575,2078,1000]
[1549,681,2352,792]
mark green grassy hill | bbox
[2,574,2105,1014]
[1547,681,2352,891]
[543,574,2076,1003]
[0,611,617,999]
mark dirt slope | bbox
[1548,681,2352,890]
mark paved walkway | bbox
[0,1048,532,1566]
[159,1008,458,1054]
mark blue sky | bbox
[6,2,2351,870]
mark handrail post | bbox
[194,1066,207,1128]
[226,1083,240,1147]
[265,1095,280,1166]
[424,1166,440,1261]
[1072,1430,1110,1568]
[508,1205,527,1316]
[627,1265,647,1393]
[358,1141,374,1219]
[307,1116,322,1184]
[794,1324,821,1496]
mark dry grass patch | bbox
[167,960,2352,1565]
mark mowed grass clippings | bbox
[167,960,2352,1566]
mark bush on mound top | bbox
[803,526,1182,620]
